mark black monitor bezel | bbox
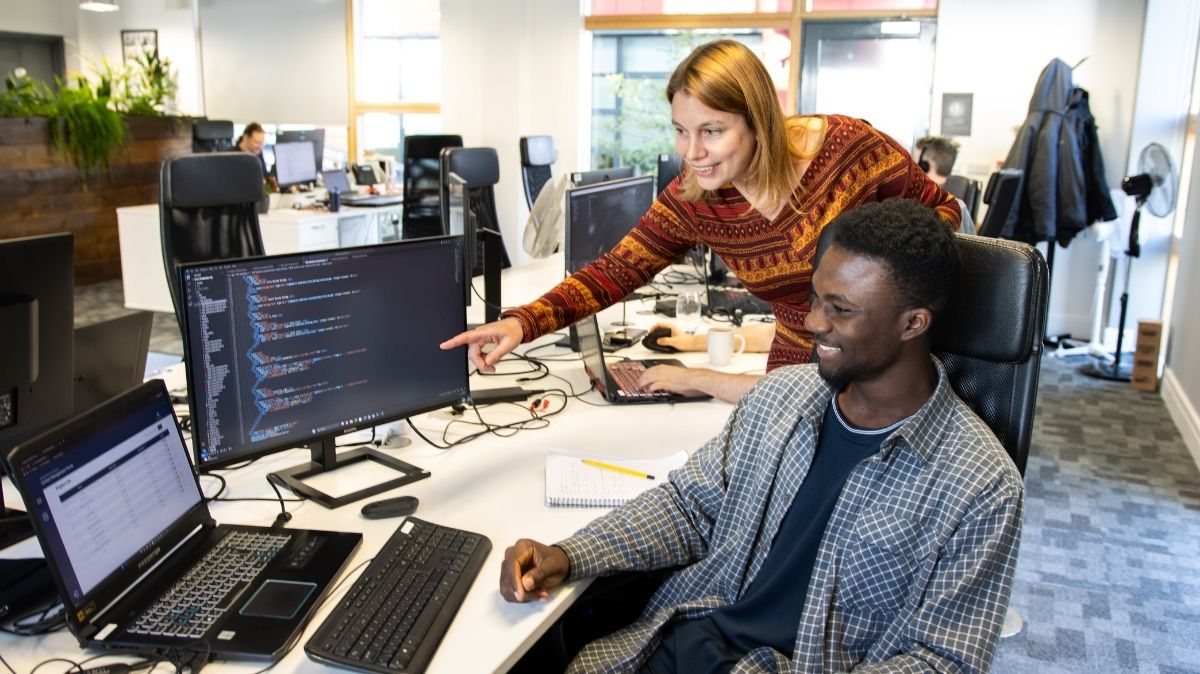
[564,175,655,275]
[177,236,470,473]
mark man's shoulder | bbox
[927,389,1024,492]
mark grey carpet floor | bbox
[74,281,1200,672]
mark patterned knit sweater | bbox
[503,115,961,371]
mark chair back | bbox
[520,135,556,209]
[815,227,1048,475]
[944,174,982,221]
[441,146,512,270]
[192,119,235,153]
[403,134,462,238]
[159,152,265,329]
[979,169,1024,239]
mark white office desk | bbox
[1,255,769,674]
[117,203,402,313]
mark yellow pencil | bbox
[582,458,655,481]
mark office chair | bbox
[440,146,512,271]
[520,135,556,209]
[403,134,462,239]
[944,174,982,222]
[192,119,235,153]
[159,152,265,330]
[978,169,1025,239]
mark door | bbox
[799,19,937,151]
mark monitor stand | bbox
[269,435,429,509]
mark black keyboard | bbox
[305,518,492,674]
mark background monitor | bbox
[179,236,470,507]
[274,141,318,189]
[565,175,655,273]
[570,165,635,187]
[656,153,683,195]
[276,128,325,173]
[443,172,474,308]
[0,232,74,548]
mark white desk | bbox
[1,255,768,674]
[117,203,402,313]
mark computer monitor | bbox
[274,141,318,190]
[571,165,635,187]
[178,236,470,508]
[276,128,325,173]
[656,154,683,195]
[565,175,655,273]
[0,232,74,548]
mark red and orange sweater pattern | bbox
[503,115,960,371]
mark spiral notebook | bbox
[544,451,689,507]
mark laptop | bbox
[74,311,154,413]
[576,316,710,404]
[325,169,403,207]
[705,250,773,318]
[6,380,362,661]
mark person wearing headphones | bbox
[914,135,976,234]
[441,40,961,404]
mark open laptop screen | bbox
[574,317,608,387]
[10,383,201,602]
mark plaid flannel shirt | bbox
[556,359,1023,674]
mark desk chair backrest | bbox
[979,169,1024,239]
[403,134,462,239]
[944,174,982,221]
[159,152,265,330]
[520,135,556,209]
[440,146,512,271]
[815,226,1048,475]
[192,119,235,153]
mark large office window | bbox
[590,30,790,175]
[350,0,441,176]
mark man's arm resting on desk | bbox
[640,366,761,404]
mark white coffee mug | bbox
[707,326,746,366]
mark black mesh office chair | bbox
[978,169,1025,239]
[440,146,512,271]
[192,119,235,153]
[403,134,462,239]
[520,135,556,209]
[159,152,265,330]
[944,174,982,222]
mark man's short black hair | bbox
[915,135,959,177]
[826,199,959,318]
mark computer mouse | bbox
[360,495,420,519]
[642,327,679,354]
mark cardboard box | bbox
[1131,320,1163,391]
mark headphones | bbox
[916,146,930,173]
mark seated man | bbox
[501,199,1022,673]
[915,135,977,234]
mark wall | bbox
[440,0,583,267]
[931,0,1146,340]
[0,0,80,70]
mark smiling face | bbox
[671,91,757,193]
[805,245,912,392]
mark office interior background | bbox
[2,0,1200,669]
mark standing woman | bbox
[441,39,959,403]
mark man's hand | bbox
[440,317,524,372]
[500,539,570,602]
[638,364,709,398]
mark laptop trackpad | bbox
[239,580,316,619]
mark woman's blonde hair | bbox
[667,40,798,212]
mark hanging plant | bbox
[49,75,128,181]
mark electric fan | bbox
[1081,142,1177,381]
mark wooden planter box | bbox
[0,115,192,285]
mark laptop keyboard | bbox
[609,361,670,400]
[305,517,491,674]
[129,530,292,639]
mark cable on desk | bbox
[0,653,14,674]
[0,599,66,637]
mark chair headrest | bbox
[443,147,500,187]
[404,134,463,160]
[520,136,556,167]
[814,226,1047,363]
[162,152,264,208]
[193,119,234,142]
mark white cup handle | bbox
[733,334,746,356]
